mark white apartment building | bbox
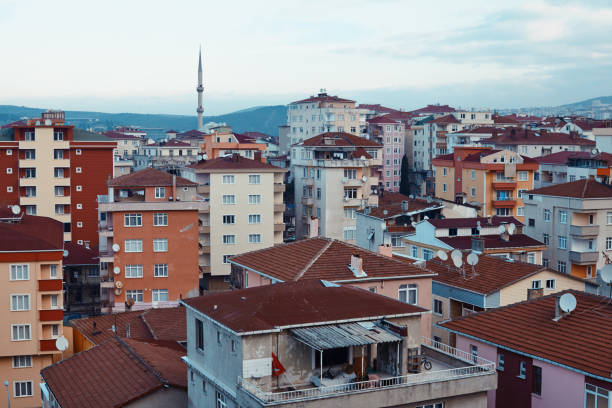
[286,91,368,145]
[187,154,286,290]
[523,177,612,292]
[292,132,382,242]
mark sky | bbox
[1,0,611,115]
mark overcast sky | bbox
[1,0,611,115]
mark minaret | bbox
[196,47,204,130]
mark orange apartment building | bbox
[202,125,266,162]
[0,210,64,407]
[97,168,206,313]
[432,147,538,221]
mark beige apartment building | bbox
[0,211,64,408]
[187,154,286,289]
[286,90,368,146]
[292,132,382,241]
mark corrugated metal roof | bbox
[290,322,401,350]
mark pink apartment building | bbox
[367,114,408,191]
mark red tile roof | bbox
[230,237,434,283]
[71,306,186,345]
[41,337,186,408]
[572,118,612,131]
[487,128,595,146]
[492,114,520,124]
[534,151,612,165]
[108,167,196,187]
[449,126,499,135]
[528,178,612,199]
[358,104,398,114]
[409,104,456,114]
[300,132,381,147]
[439,290,612,380]
[0,213,63,252]
[188,154,284,171]
[290,93,355,105]
[184,280,426,333]
[103,130,142,140]
[63,242,98,265]
[432,114,460,125]
[177,129,205,139]
[367,114,401,124]
[162,139,191,147]
[363,198,442,219]
[428,216,523,228]
[438,234,545,250]
[378,192,411,205]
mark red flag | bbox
[271,352,285,376]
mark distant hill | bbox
[0,105,287,136]
[501,95,612,118]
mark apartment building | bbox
[533,151,612,188]
[433,147,538,220]
[292,132,382,241]
[0,110,115,246]
[440,290,612,408]
[400,216,546,264]
[0,210,64,408]
[523,178,612,284]
[181,280,497,408]
[62,242,100,316]
[97,168,204,313]
[481,128,596,157]
[202,126,267,162]
[286,90,368,145]
[103,130,144,159]
[367,114,407,191]
[135,139,200,170]
[187,154,286,290]
[445,127,499,152]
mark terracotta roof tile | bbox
[358,104,398,114]
[363,198,442,219]
[409,105,456,114]
[103,130,142,140]
[108,167,196,187]
[487,128,595,146]
[140,307,187,341]
[177,129,206,139]
[63,242,98,265]
[188,154,284,171]
[432,114,461,124]
[41,337,186,408]
[0,213,63,252]
[367,114,401,124]
[528,178,612,199]
[184,280,427,333]
[439,290,612,379]
[230,237,434,283]
[300,132,381,148]
[290,94,355,105]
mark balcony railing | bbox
[274,183,286,193]
[240,337,495,405]
[40,309,63,322]
[569,225,599,237]
[569,250,598,265]
[39,279,63,291]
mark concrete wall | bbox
[456,335,498,408]
[499,270,586,305]
[127,386,187,408]
[531,359,584,408]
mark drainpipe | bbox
[320,351,323,384]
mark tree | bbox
[399,155,410,195]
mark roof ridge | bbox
[116,337,168,386]
[294,239,334,280]
[139,310,158,340]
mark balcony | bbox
[343,197,361,207]
[199,225,210,234]
[99,251,114,263]
[569,250,599,265]
[302,197,314,206]
[342,177,363,187]
[199,244,211,255]
[39,279,62,292]
[239,337,495,406]
[40,309,63,322]
[492,181,517,189]
[491,198,516,207]
[100,278,115,289]
[275,203,286,212]
[274,223,285,232]
[274,183,286,193]
[304,178,314,186]
[40,339,58,353]
[569,225,599,237]
[98,224,114,237]
[197,184,210,194]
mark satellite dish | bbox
[452,256,463,268]
[114,288,122,296]
[63,250,69,257]
[437,250,448,261]
[559,293,577,313]
[112,243,120,252]
[592,148,599,155]
[467,252,479,266]
[11,205,20,215]
[115,280,123,289]
[55,336,68,352]
[451,249,462,261]
[497,225,506,234]
[601,264,612,283]
[508,223,516,234]
[113,266,121,275]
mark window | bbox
[11,295,30,311]
[558,235,567,249]
[399,284,418,305]
[518,171,528,181]
[75,167,82,173]
[125,265,143,278]
[14,381,33,397]
[155,187,165,198]
[343,227,356,241]
[12,355,32,368]
[53,149,64,159]
[24,149,35,159]
[411,246,418,258]
[152,289,169,302]
[50,294,58,309]
[152,264,169,278]
[344,208,356,219]
[607,212,612,225]
[153,239,168,252]
[545,279,555,289]
[543,258,549,268]
[517,207,524,217]
[344,188,357,199]
[231,339,236,352]
[54,186,64,197]
[585,383,610,408]
[24,186,36,197]
[543,233,549,245]
[24,132,35,141]
[527,252,536,264]
[223,235,236,244]
[11,325,31,341]
[518,361,526,379]
[222,215,235,224]
[607,237,612,250]
[443,168,447,176]
[53,131,63,141]
[222,175,235,184]
[248,174,261,184]
[126,290,143,302]
[196,318,204,351]
[248,214,261,224]
[442,183,447,192]
[202,380,207,394]
[24,168,36,178]
[531,280,542,289]
[52,324,59,337]
[471,187,476,197]
[471,345,478,363]
[222,195,236,205]
[25,205,36,215]
[544,209,551,222]
[153,213,168,226]
[586,265,593,278]
[448,228,458,236]
[125,239,143,252]
[344,169,357,179]
[248,194,261,204]
[433,299,443,315]
[222,255,234,264]
[248,234,262,244]
[216,390,227,408]
[497,354,504,371]
[10,265,29,281]
[559,210,568,224]
[423,249,434,260]
[558,261,566,273]
[124,213,142,227]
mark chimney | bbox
[554,295,562,320]
[378,244,393,258]
[308,216,319,238]
[172,175,177,201]
[401,200,408,212]
[350,254,365,277]
[254,150,262,162]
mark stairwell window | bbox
[518,171,528,181]
[544,209,551,222]
[518,361,526,379]
[497,354,505,371]
[606,237,612,250]
[399,284,418,305]
[558,261,567,273]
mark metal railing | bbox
[240,338,495,404]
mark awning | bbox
[289,321,401,351]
